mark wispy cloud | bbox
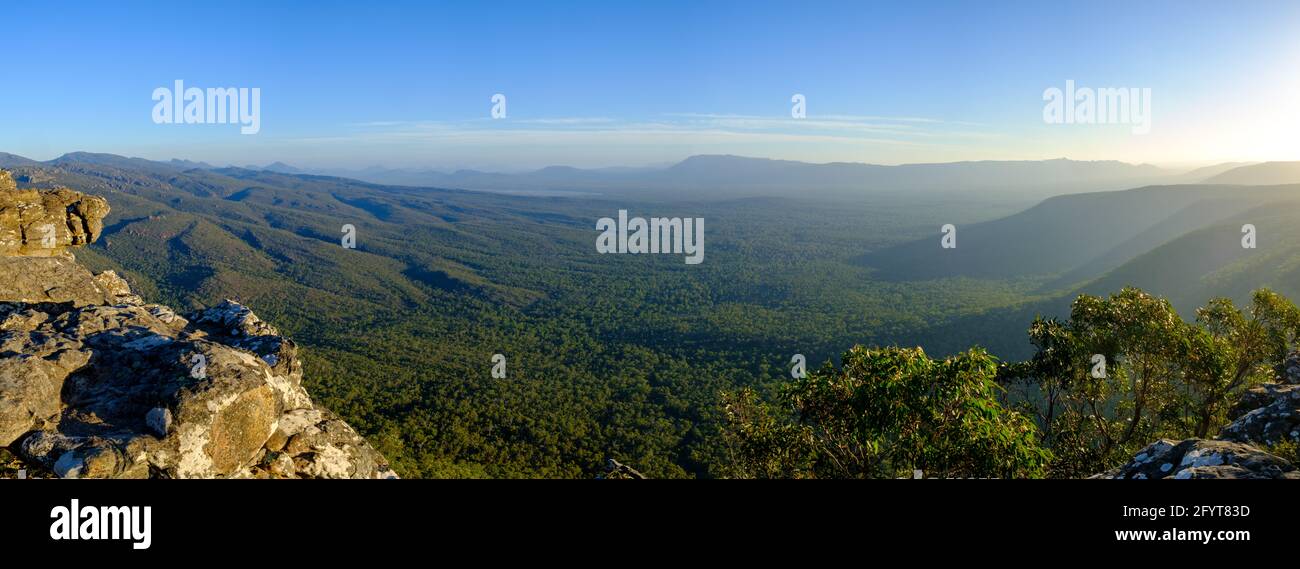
[315,113,1000,149]
[274,111,1016,169]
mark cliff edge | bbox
[0,170,396,478]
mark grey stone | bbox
[1099,439,1296,480]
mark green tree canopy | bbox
[1010,287,1300,477]
[723,346,1050,479]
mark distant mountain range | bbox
[9,152,1293,202]
[287,155,1289,201]
[302,155,1187,200]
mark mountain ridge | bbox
[1206,161,1300,185]
[0,151,1203,201]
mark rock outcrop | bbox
[1097,353,1300,479]
[0,170,108,257]
[0,171,396,478]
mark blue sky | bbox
[4,0,1299,169]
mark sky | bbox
[4,0,1300,170]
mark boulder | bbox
[1220,383,1300,447]
[1279,351,1300,385]
[1096,438,1299,479]
[0,171,109,257]
[5,297,398,479]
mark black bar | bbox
[0,480,1282,556]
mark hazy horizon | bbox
[0,149,1275,176]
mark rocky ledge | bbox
[1097,352,1300,479]
[0,170,396,478]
